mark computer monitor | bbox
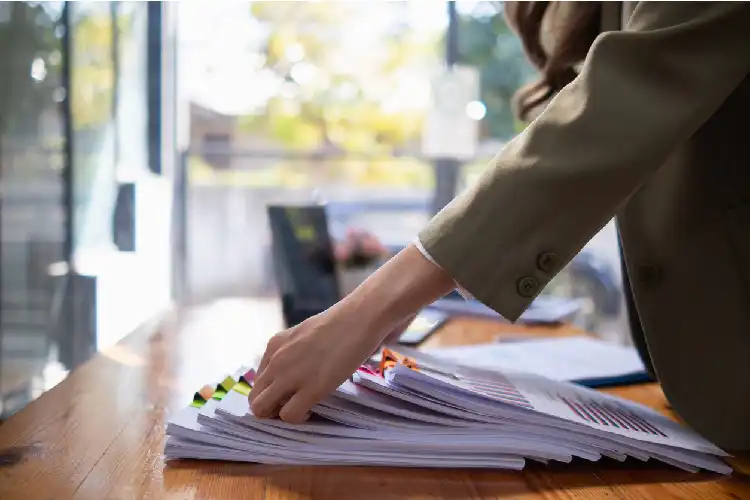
[267,205,341,327]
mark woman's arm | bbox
[419,2,750,321]
[249,2,750,424]
[249,245,453,423]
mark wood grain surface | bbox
[0,298,747,499]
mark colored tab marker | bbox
[192,384,215,403]
[240,369,256,385]
[219,376,236,393]
[233,382,251,396]
[379,348,458,380]
[357,365,379,377]
[190,384,215,408]
[379,348,417,374]
[198,384,215,400]
[212,376,238,400]
[233,369,256,396]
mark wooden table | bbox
[0,298,747,499]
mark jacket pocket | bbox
[725,203,750,292]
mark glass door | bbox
[0,1,68,417]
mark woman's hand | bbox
[249,245,455,424]
[249,306,386,424]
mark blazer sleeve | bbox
[418,2,750,322]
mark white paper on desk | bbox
[352,368,658,471]
[386,364,732,474]
[430,296,582,323]
[208,392,608,463]
[206,376,725,473]
[210,410,573,463]
[338,372,717,471]
[165,434,527,469]
[419,336,646,384]
[201,392,540,466]
[164,358,732,474]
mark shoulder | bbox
[625,1,750,32]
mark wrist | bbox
[334,244,454,340]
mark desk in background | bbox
[0,298,746,499]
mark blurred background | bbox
[0,1,628,418]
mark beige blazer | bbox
[419,2,750,450]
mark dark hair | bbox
[504,2,603,122]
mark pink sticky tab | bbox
[243,369,256,384]
[357,365,378,376]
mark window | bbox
[0,0,173,417]
[115,1,148,177]
[0,1,67,417]
[68,2,117,254]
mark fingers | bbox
[247,324,329,425]
[250,354,318,423]
[257,334,283,377]
[256,349,273,378]
[250,353,275,410]
[248,367,272,404]
[279,388,317,424]
[250,374,316,423]
[250,380,289,418]
[249,338,283,411]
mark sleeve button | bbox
[536,252,558,273]
[517,277,539,297]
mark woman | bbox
[250,2,750,451]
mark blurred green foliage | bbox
[201,1,536,188]
[241,2,431,156]
[452,2,536,139]
[0,3,62,145]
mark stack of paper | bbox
[416,336,651,387]
[164,349,732,474]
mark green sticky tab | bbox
[233,381,251,396]
[212,389,227,400]
[218,376,236,393]
[190,399,206,408]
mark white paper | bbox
[429,296,582,323]
[386,364,732,474]
[164,359,733,475]
[419,336,647,384]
